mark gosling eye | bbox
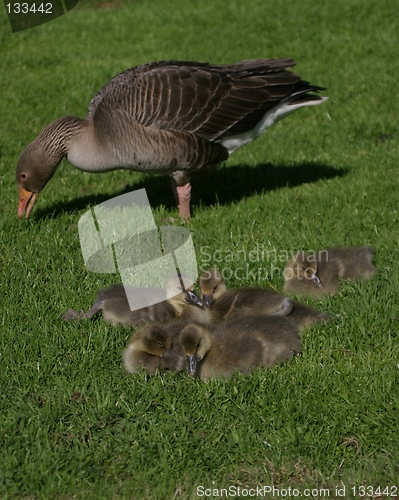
[20,173,27,180]
[213,284,218,291]
[158,342,163,347]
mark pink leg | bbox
[171,179,192,218]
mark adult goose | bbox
[17,59,327,219]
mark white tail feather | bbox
[219,96,328,154]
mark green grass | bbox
[1,0,399,498]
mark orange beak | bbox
[18,187,38,218]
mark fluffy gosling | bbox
[122,323,187,374]
[199,268,293,319]
[284,247,376,297]
[63,273,203,327]
[179,315,301,381]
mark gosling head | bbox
[288,252,323,288]
[199,268,227,307]
[179,324,213,376]
[166,273,203,314]
[138,324,172,357]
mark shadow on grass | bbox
[32,161,348,219]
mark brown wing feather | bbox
[88,59,319,142]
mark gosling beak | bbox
[202,294,213,308]
[18,187,38,218]
[185,290,203,307]
[187,354,198,376]
[312,273,324,288]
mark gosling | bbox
[122,319,211,374]
[179,315,301,381]
[283,247,376,297]
[199,268,293,319]
[122,323,188,374]
[63,274,203,327]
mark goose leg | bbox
[171,177,192,219]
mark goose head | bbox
[16,117,83,218]
[199,268,227,307]
[17,144,59,218]
[179,323,213,375]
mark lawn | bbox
[1,0,399,498]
